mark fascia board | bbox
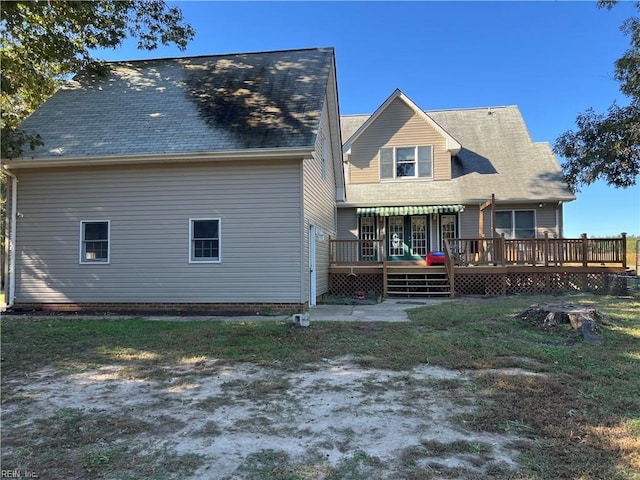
[3,147,313,169]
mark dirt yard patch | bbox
[2,357,528,479]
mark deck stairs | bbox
[386,266,451,297]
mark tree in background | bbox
[554,1,639,192]
[1,1,194,290]
[1,0,195,158]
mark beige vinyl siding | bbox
[303,97,338,301]
[14,160,303,304]
[348,98,450,184]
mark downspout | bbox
[2,167,17,308]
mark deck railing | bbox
[329,237,384,264]
[330,233,627,268]
[443,233,627,267]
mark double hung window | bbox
[380,146,433,179]
[80,221,110,263]
[190,219,221,262]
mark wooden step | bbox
[386,272,451,297]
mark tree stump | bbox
[516,304,604,345]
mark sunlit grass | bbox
[2,292,638,478]
[96,347,161,362]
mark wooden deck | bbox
[329,234,628,297]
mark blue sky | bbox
[98,1,639,237]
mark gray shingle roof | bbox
[17,48,334,159]
[340,106,575,204]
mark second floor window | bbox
[380,146,433,180]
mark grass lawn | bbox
[1,292,639,479]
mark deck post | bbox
[581,233,588,267]
[382,233,388,296]
[622,232,627,269]
[544,231,550,266]
[500,234,506,265]
[581,233,589,290]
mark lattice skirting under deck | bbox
[329,274,385,297]
[454,272,627,296]
[330,271,627,297]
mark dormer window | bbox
[380,146,433,180]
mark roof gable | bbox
[342,89,461,155]
[340,105,575,204]
[16,48,334,160]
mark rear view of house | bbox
[330,90,626,297]
[3,49,627,311]
[3,48,344,312]
[337,89,575,250]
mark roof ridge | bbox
[103,47,334,65]
[341,105,520,117]
[426,105,519,113]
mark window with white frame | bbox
[380,146,433,179]
[80,220,110,263]
[190,219,221,262]
[495,211,535,239]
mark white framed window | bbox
[380,146,433,180]
[495,210,536,239]
[190,218,221,263]
[80,220,110,264]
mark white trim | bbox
[189,218,222,264]
[325,58,347,202]
[3,168,18,307]
[4,147,313,170]
[556,201,563,238]
[343,89,461,155]
[79,220,111,264]
[309,224,317,306]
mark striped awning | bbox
[356,205,465,217]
